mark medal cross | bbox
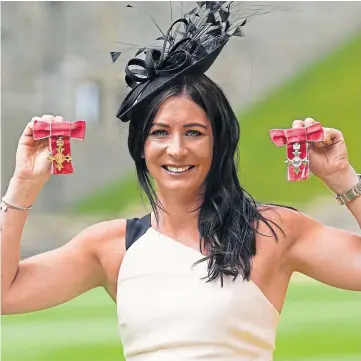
[47,137,72,171]
[284,143,309,174]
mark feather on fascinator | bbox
[112,1,248,122]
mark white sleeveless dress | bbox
[116,217,280,361]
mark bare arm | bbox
[285,159,361,291]
[1,177,125,314]
[286,208,361,291]
[1,177,41,302]
[282,119,361,290]
[2,231,104,315]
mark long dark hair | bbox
[128,73,290,286]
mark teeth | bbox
[165,166,192,173]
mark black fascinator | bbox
[112,2,248,122]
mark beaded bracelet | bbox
[0,197,33,212]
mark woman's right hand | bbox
[14,115,63,185]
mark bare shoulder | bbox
[79,218,127,299]
[256,203,326,262]
[84,218,127,247]
[74,218,127,255]
[257,203,308,245]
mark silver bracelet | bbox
[1,197,33,212]
[336,174,361,205]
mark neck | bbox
[152,189,204,237]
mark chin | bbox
[150,166,207,195]
[159,180,199,194]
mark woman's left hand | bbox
[292,117,357,193]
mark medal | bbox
[33,120,86,175]
[270,122,324,182]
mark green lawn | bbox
[72,31,361,216]
[2,280,360,361]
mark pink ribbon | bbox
[270,122,324,182]
[33,120,86,175]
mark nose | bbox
[166,134,188,158]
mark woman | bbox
[2,2,361,360]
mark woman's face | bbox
[144,96,214,195]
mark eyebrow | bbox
[152,122,208,129]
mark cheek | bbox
[197,138,213,167]
[143,139,164,174]
[144,139,163,159]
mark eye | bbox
[150,129,168,136]
[186,130,202,137]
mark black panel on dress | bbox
[125,213,151,250]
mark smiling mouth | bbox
[162,165,195,174]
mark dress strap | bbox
[125,213,151,250]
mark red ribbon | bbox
[269,122,324,182]
[33,120,86,175]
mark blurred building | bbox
[2,1,361,213]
